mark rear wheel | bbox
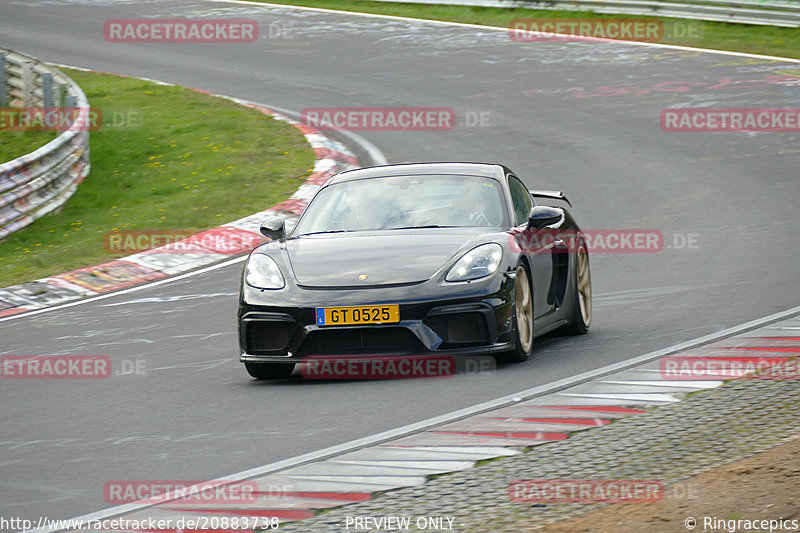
[245,362,295,380]
[498,264,535,363]
[565,243,591,334]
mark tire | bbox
[498,264,535,363]
[244,362,295,380]
[564,242,591,335]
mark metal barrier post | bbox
[22,61,34,107]
[42,72,53,108]
[0,53,7,107]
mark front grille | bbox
[301,327,423,355]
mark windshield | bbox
[293,174,507,235]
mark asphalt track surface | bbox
[1,0,799,524]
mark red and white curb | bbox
[57,312,799,531]
[0,78,359,318]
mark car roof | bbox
[326,162,511,185]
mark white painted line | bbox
[557,393,681,403]
[333,459,476,471]
[32,306,800,533]
[286,475,428,486]
[283,463,441,475]
[599,380,724,388]
[207,0,800,63]
[384,446,519,457]
[338,447,508,460]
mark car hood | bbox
[286,229,488,287]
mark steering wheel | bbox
[469,211,490,226]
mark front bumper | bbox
[238,273,516,363]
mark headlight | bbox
[445,243,503,282]
[245,253,285,289]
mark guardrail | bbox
[0,47,90,240]
[374,0,800,27]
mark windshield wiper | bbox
[388,225,451,230]
[299,230,351,236]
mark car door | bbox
[508,175,554,319]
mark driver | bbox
[346,181,391,230]
[462,179,498,226]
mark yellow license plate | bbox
[315,305,400,326]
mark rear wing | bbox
[529,189,572,207]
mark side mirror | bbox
[260,217,286,242]
[527,205,563,230]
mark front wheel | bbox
[245,362,295,380]
[564,242,591,334]
[498,264,535,363]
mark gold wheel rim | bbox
[515,266,534,353]
[577,246,592,327]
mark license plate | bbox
[315,305,400,326]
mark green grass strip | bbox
[0,129,58,163]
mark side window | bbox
[508,175,533,226]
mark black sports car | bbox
[238,162,591,379]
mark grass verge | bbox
[256,0,800,59]
[0,68,315,287]
[0,128,58,163]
